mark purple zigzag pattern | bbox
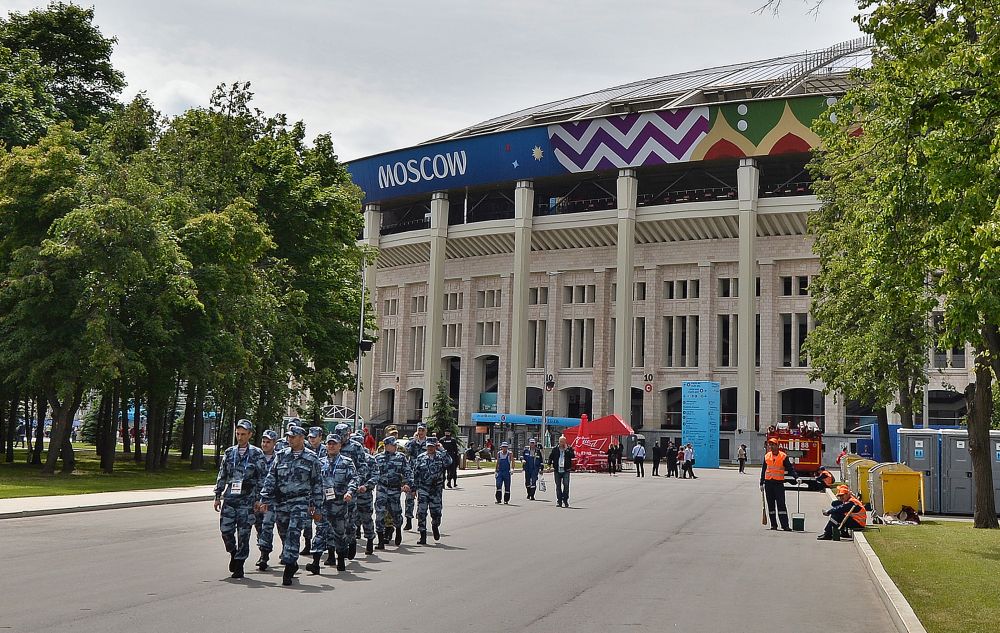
[557,109,696,141]
[549,114,710,172]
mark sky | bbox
[3,0,862,160]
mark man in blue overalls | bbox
[494,441,514,505]
[522,438,544,500]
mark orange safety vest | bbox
[818,469,834,487]
[847,496,867,527]
[764,451,788,481]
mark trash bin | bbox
[940,429,973,515]
[840,454,865,484]
[899,428,941,513]
[460,454,467,470]
[869,462,923,518]
[847,458,877,505]
[992,430,1000,514]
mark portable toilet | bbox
[868,462,923,519]
[991,430,1000,513]
[847,458,878,506]
[940,429,973,515]
[898,428,941,513]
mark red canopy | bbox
[563,414,634,472]
[581,414,634,437]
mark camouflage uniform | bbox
[214,443,268,562]
[254,450,278,553]
[352,438,380,542]
[312,452,359,557]
[413,448,452,538]
[302,434,327,551]
[259,447,323,565]
[375,447,412,541]
[336,424,366,545]
[405,434,429,520]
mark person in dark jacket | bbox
[666,442,679,477]
[547,436,575,508]
[651,443,662,476]
[760,438,797,531]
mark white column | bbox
[360,203,381,421]
[422,192,448,418]
[508,180,534,414]
[736,159,759,436]
[614,169,638,426]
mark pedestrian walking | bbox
[258,425,324,586]
[737,443,748,474]
[300,426,327,554]
[374,435,412,548]
[254,429,280,570]
[306,434,358,574]
[440,429,460,488]
[760,438,796,531]
[412,437,452,544]
[651,443,662,476]
[335,423,366,560]
[666,441,678,478]
[404,423,429,530]
[213,419,268,579]
[494,441,514,504]
[350,430,380,556]
[522,438,544,500]
[547,436,575,508]
[631,441,646,477]
[683,444,698,479]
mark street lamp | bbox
[540,270,561,449]
[353,255,374,433]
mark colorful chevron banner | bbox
[548,107,711,173]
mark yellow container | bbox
[841,454,866,483]
[876,470,924,517]
[847,459,878,504]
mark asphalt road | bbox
[0,468,896,633]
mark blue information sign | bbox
[681,381,720,469]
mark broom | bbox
[761,488,768,526]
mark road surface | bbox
[0,468,895,632]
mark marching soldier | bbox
[254,429,279,570]
[335,423,366,559]
[405,423,429,530]
[306,434,358,574]
[374,435,412,548]
[412,437,452,545]
[213,419,267,579]
[258,425,324,586]
[351,431,380,555]
[300,426,327,555]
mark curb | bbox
[0,469,497,520]
[825,489,927,633]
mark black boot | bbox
[432,523,440,541]
[305,552,322,574]
[366,537,374,555]
[495,490,502,504]
[230,558,244,579]
[355,525,361,539]
[348,539,357,560]
[377,531,386,550]
[256,550,269,571]
[503,492,510,505]
[337,553,346,571]
[282,562,298,586]
[394,526,402,546]
[404,517,412,531]
[418,530,427,545]
[325,548,336,566]
[228,554,237,573]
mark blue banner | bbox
[471,412,581,427]
[346,127,567,203]
[681,381,720,469]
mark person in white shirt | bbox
[631,441,647,478]
[682,444,698,479]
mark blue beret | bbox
[285,425,306,437]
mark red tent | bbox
[564,414,634,472]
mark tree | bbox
[426,379,459,439]
[0,46,58,147]
[0,2,125,126]
[809,0,1000,528]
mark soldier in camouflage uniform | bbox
[335,423,366,559]
[404,423,429,530]
[412,437,452,545]
[253,429,280,570]
[305,434,358,573]
[213,419,268,579]
[259,425,324,586]
[375,435,412,548]
[351,431,380,555]
[273,418,299,452]
[299,426,327,556]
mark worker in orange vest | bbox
[818,485,867,540]
[760,438,797,531]
[814,466,834,489]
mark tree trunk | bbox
[101,382,119,474]
[161,378,180,468]
[4,394,16,462]
[94,390,108,458]
[967,346,999,528]
[133,390,143,463]
[144,389,163,473]
[191,383,205,470]
[43,385,83,475]
[897,383,915,429]
[120,390,130,454]
[30,394,46,465]
[875,406,892,462]
[181,380,195,459]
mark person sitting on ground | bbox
[817,485,867,540]
[815,466,834,489]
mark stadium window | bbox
[634,282,646,301]
[382,329,397,373]
[664,280,674,300]
[677,280,688,299]
[797,276,810,295]
[781,276,793,296]
[633,317,646,367]
[663,317,674,367]
[411,326,425,371]
[689,279,699,299]
[781,313,793,367]
[411,295,427,314]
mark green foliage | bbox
[0,45,58,147]
[426,379,459,440]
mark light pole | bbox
[353,255,374,433]
[540,270,560,449]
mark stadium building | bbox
[340,38,972,458]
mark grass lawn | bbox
[865,520,1000,633]
[0,444,216,499]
